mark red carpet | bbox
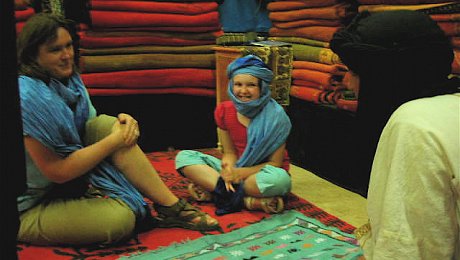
[17,148,355,259]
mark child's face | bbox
[232,74,261,102]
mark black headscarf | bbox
[330,10,459,196]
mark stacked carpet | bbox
[290,60,350,108]
[357,1,460,77]
[14,0,35,35]
[17,148,359,260]
[268,1,355,42]
[79,0,223,96]
[267,0,359,113]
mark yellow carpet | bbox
[289,164,368,228]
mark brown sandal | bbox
[244,196,284,214]
[154,198,220,231]
[188,183,213,202]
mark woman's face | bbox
[36,27,74,81]
[343,71,360,97]
[232,74,261,102]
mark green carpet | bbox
[122,210,363,259]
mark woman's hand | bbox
[116,113,140,146]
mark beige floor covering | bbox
[289,164,368,229]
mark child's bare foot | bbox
[188,183,213,202]
[244,196,284,214]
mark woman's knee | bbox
[84,114,118,145]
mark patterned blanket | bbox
[121,210,364,259]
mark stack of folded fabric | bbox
[266,0,359,112]
[357,1,460,77]
[290,60,348,106]
[14,0,35,35]
[215,0,274,45]
[78,0,222,97]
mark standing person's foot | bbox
[244,196,284,214]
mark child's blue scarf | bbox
[213,55,292,215]
[226,55,292,167]
[19,74,147,219]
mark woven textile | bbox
[122,210,363,259]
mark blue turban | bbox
[226,54,273,119]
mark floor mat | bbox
[121,210,363,259]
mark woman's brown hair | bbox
[17,13,78,83]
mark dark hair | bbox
[331,10,455,101]
[17,12,78,83]
[330,10,459,196]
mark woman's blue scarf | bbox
[213,55,291,215]
[19,74,147,219]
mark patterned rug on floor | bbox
[121,210,363,259]
[17,148,357,260]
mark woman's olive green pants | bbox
[18,115,136,245]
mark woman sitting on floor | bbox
[16,13,219,246]
[176,54,292,215]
